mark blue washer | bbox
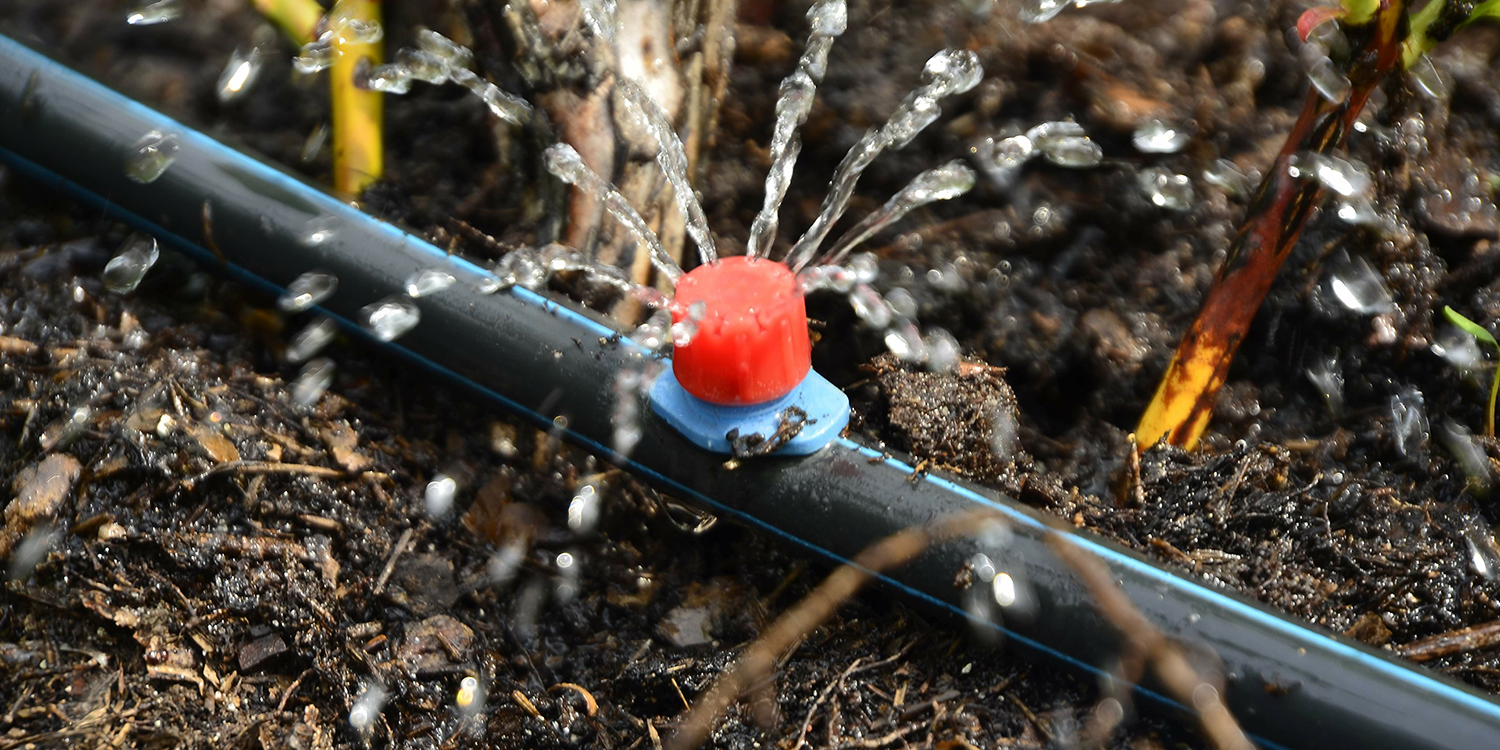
[649,368,850,456]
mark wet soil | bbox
[5,0,1500,746]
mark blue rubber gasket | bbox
[649,368,850,456]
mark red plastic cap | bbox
[671,256,811,405]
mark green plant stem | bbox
[1487,357,1498,438]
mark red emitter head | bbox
[670,256,811,405]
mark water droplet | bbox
[925,328,960,373]
[39,405,93,452]
[1203,158,1252,198]
[286,317,337,363]
[992,572,1017,606]
[396,47,448,84]
[1389,387,1427,460]
[1440,420,1490,488]
[360,297,421,341]
[1305,353,1344,414]
[424,474,458,518]
[1041,135,1102,168]
[1288,153,1371,197]
[1132,119,1190,154]
[293,39,338,75]
[416,29,474,70]
[1464,521,1500,580]
[278,271,338,312]
[495,249,547,291]
[125,130,180,184]
[358,62,413,94]
[290,357,335,407]
[1307,56,1351,104]
[885,321,927,362]
[126,0,183,25]
[339,18,384,44]
[1324,251,1393,314]
[1336,195,1381,226]
[216,47,264,103]
[670,320,698,347]
[989,403,1019,460]
[921,49,983,97]
[8,525,59,581]
[1433,323,1484,370]
[349,683,388,733]
[568,483,601,534]
[300,122,329,164]
[1025,120,1083,149]
[886,288,918,319]
[488,541,526,584]
[849,285,893,329]
[404,268,456,298]
[1019,0,1068,23]
[849,253,879,284]
[1138,167,1194,211]
[1408,54,1450,100]
[103,235,161,294]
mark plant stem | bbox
[253,0,323,46]
[1487,354,1498,437]
[329,0,383,199]
[1136,0,1408,450]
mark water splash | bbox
[7,525,60,581]
[925,328,961,373]
[1020,0,1121,23]
[286,318,337,363]
[785,49,983,271]
[1040,135,1103,168]
[1203,158,1252,198]
[1389,387,1427,460]
[1440,420,1491,488]
[125,130,180,183]
[103,235,161,294]
[1324,251,1393,315]
[971,134,1034,188]
[217,47,264,103]
[746,0,848,259]
[1432,323,1485,371]
[1138,167,1194,210]
[293,39,338,74]
[543,143,682,282]
[616,79,716,265]
[404,269,456,298]
[348,683,389,733]
[610,361,659,456]
[278,271,338,312]
[1288,153,1371,198]
[819,160,976,267]
[1408,54,1450,100]
[360,296,421,341]
[1305,352,1344,414]
[126,0,183,25]
[568,482,602,534]
[1132,119,1190,154]
[1307,56,1352,104]
[424,474,458,518]
[290,357,336,408]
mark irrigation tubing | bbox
[0,33,1497,749]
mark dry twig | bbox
[1046,534,1253,750]
[667,509,997,750]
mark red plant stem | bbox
[1137,0,1407,449]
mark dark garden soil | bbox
[3,0,1500,747]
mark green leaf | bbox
[1444,305,1498,346]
